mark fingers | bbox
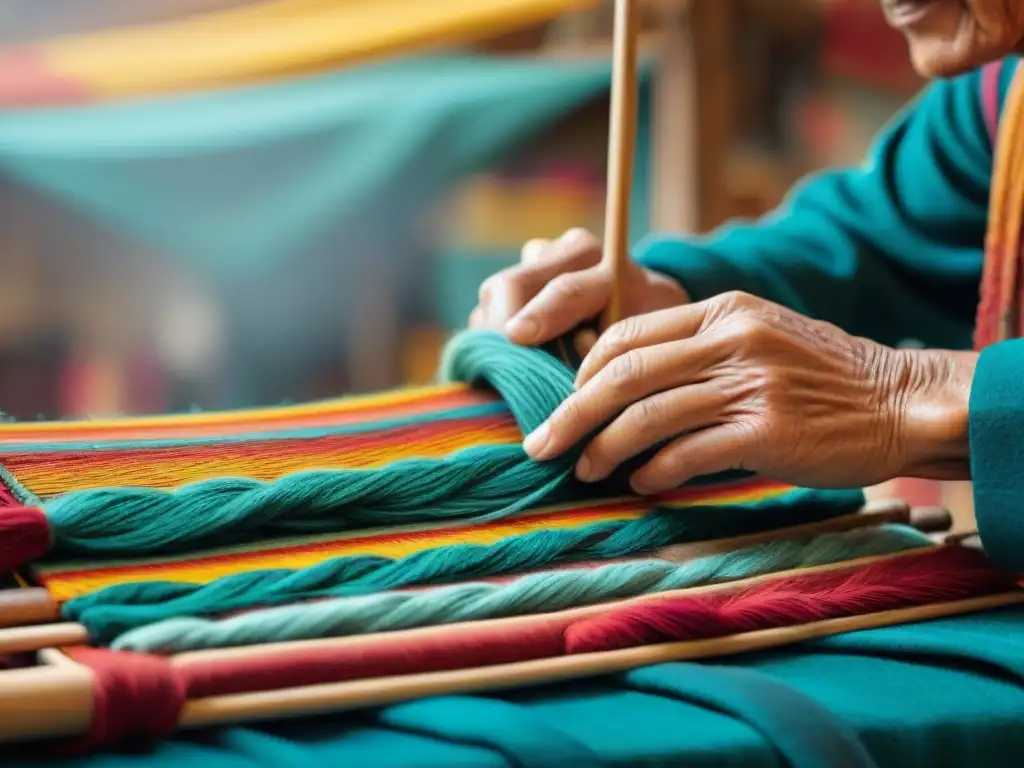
[474,228,603,341]
[523,337,717,461]
[506,267,611,344]
[575,381,729,483]
[576,302,710,387]
[630,423,756,495]
[521,238,549,265]
[478,268,534,334]
[468,306,484,329]
[573,328,599,359]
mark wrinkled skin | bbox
[523,292,974,494]
[468,0,1024,492]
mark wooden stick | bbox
[0,622,89,655]
[0,651,93,741]
[656,497,924,561]
[4,585,1020,743]
[0,587,61,629]
[601,0,640,330]
[0,500,947,655]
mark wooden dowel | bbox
[909,505,953,533]
[601,0,640,330]
[658,498,908,561]
[0,661,93,741]
[0,622,89,655]
[0,587,60,628]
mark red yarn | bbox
[0,506,50,574]
[565,545,1017,654]
[182,619,569,698]
[0,480,17,507]
[60,647,185,753]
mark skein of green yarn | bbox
[42,331,580,556]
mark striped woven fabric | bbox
[0,382,800,603]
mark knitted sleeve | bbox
[633,66,997,350]
[971,339,1024,570]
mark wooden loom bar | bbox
[0,622,90,655]
[0,587,61,628]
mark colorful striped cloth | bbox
[0,382,802,604]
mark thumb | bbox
[506,267,612,346]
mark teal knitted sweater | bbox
[634,59,1024,571]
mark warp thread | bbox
[0,331,582,571]
[65,488,866,644]
[62,544,1013,752]
[111,524,931,653]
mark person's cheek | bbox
[895,0,995,78]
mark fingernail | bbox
[523,424,552,459]
[505,316,538,342]
[575,454,597,482]
[631,476,654,496]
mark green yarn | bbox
[64,487,866,644]
[42,331,579,556]
[110,524,930,654]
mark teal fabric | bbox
[970,339,1024,570]
[634,61,1012,351]
[0,55,636,276]
[9,606,1024,767]
[622,665,876,768]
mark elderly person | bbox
[471,0,1024,568]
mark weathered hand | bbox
[469,228,688,351]
[523,291,976,493]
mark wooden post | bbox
[650,0,735,234]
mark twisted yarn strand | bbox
[112,524,930,653]
[67,487,866,644]
[42,332,577,555]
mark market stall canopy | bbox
[0,0,599,106]
[0,54,643,275]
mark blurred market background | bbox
[0,0,965,522]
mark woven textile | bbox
[0,380,802,603]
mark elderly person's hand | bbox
[469,228,688,352]
[523,290,977,494]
